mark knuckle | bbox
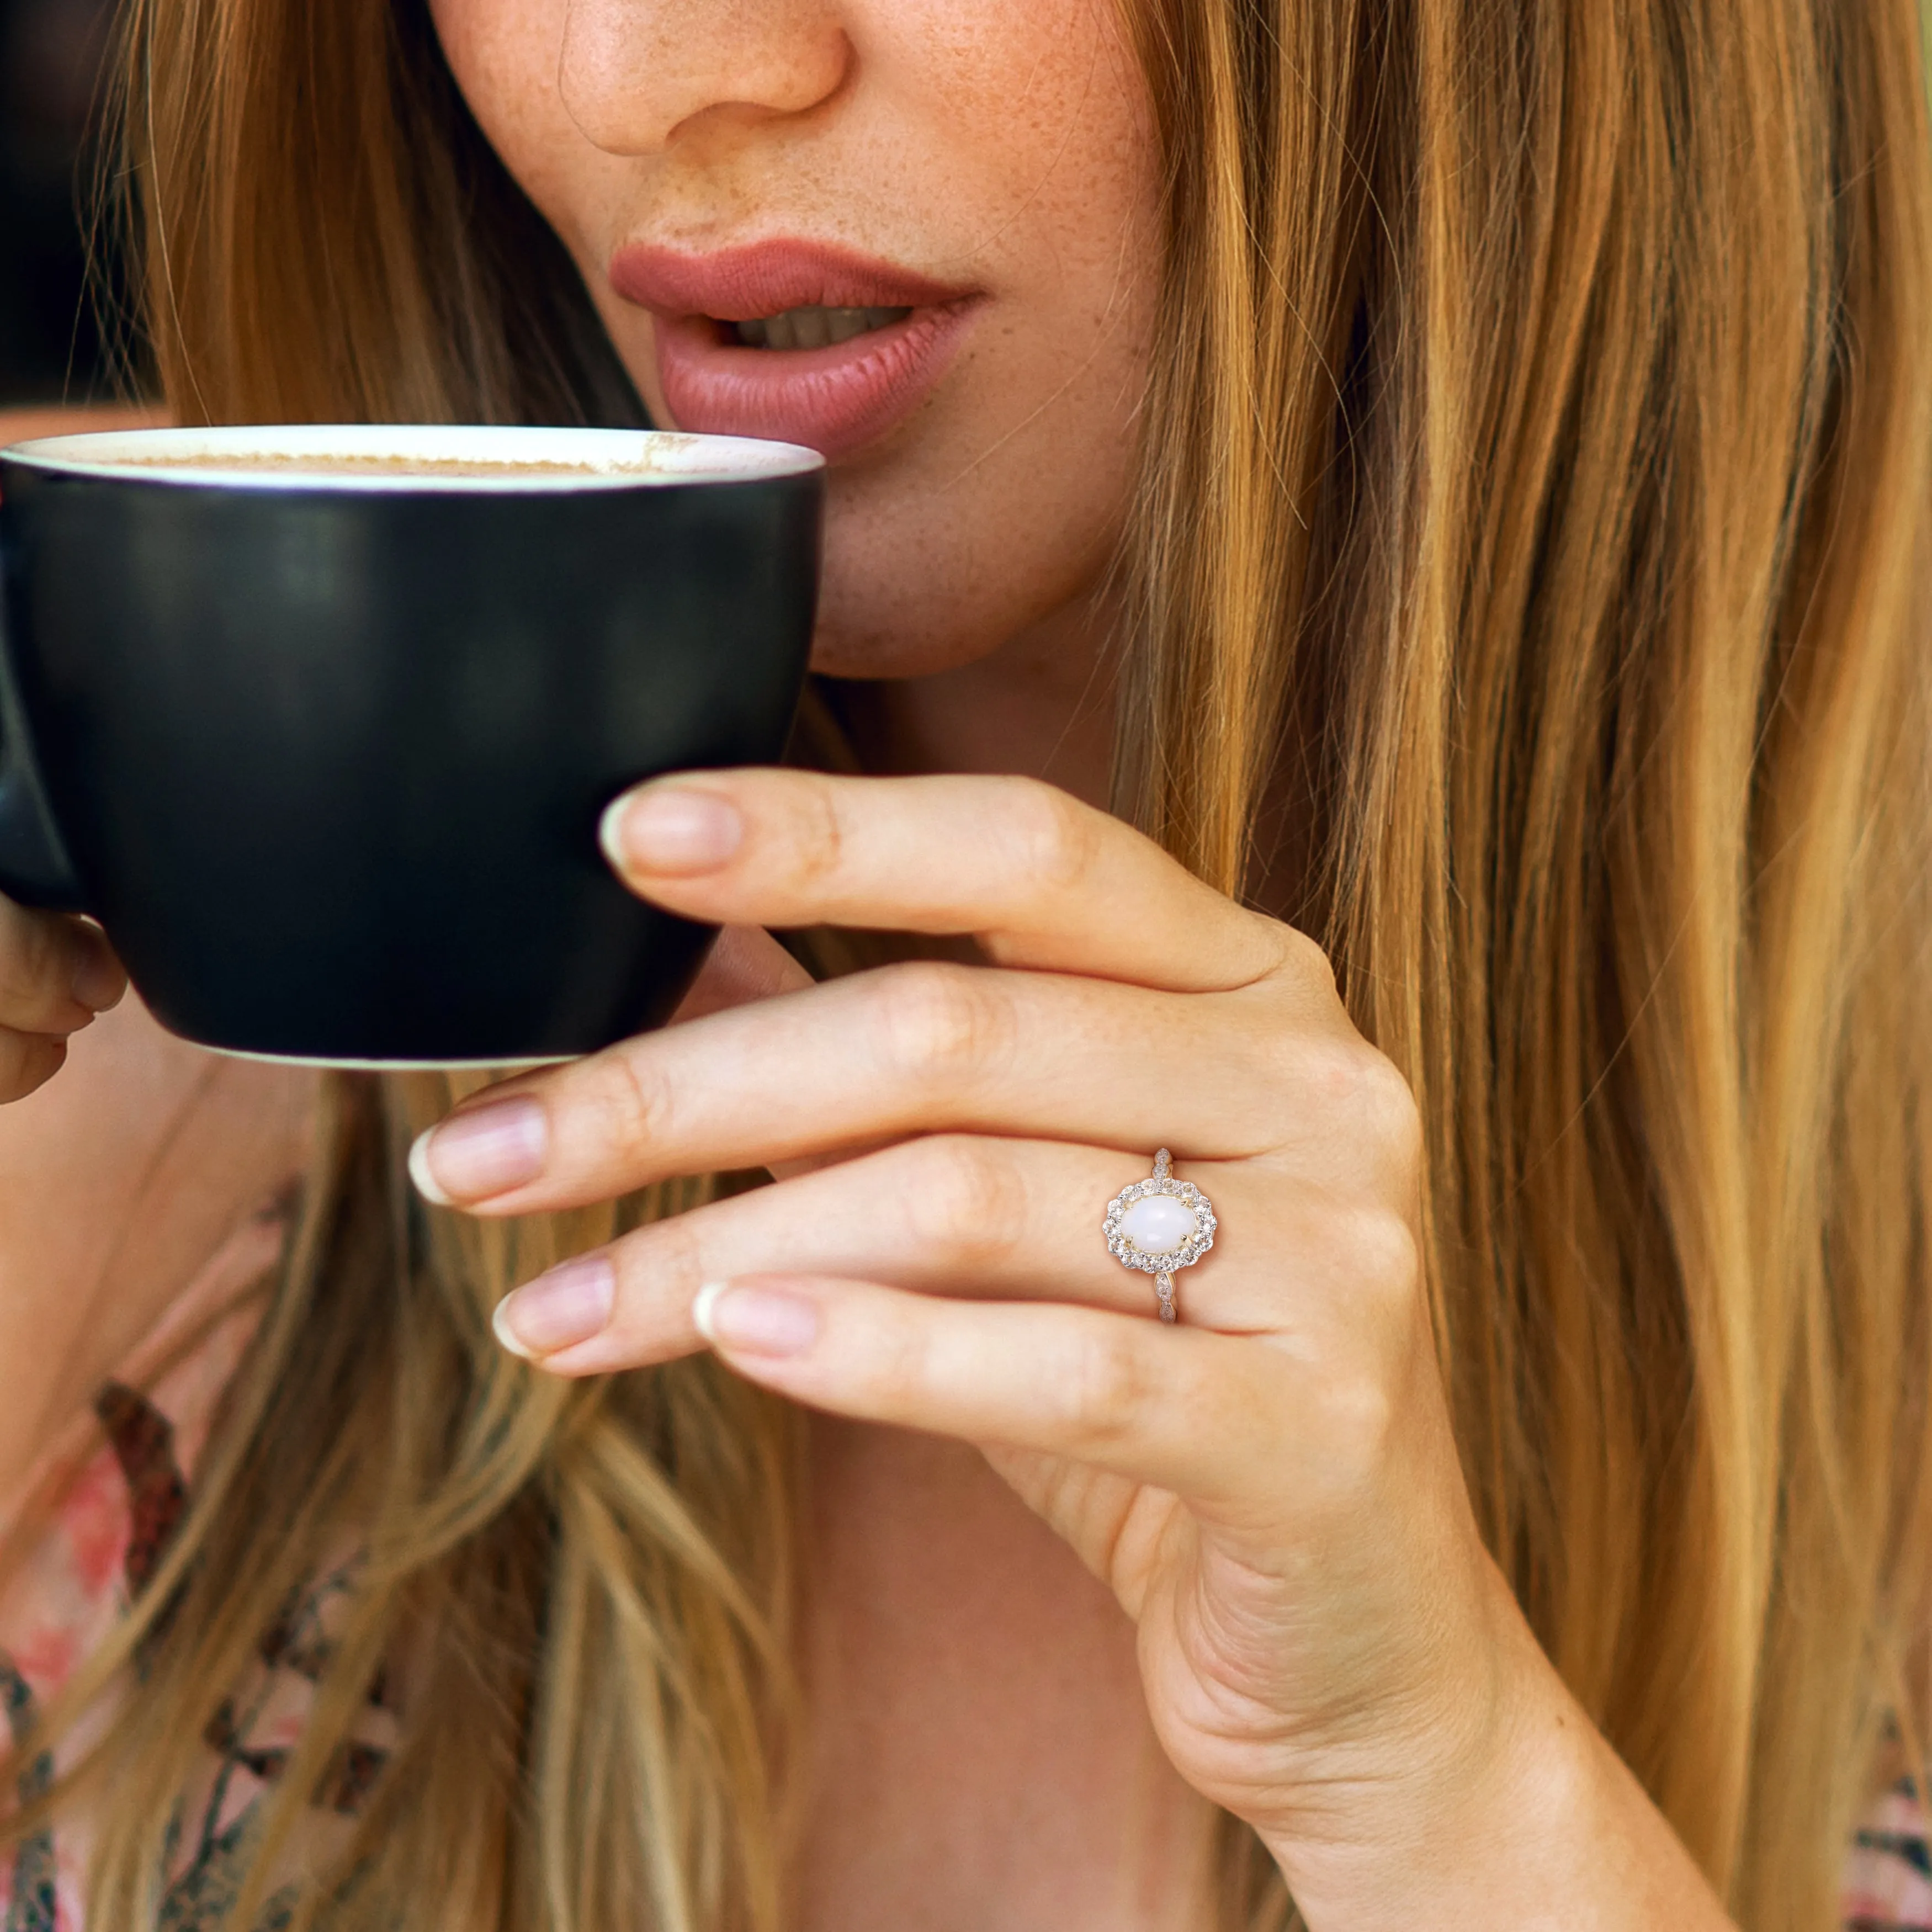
[1360,1052,1425,1185]
[572,1046,677,1172]
[782,775,849,888]
[1341,1204,1423,1319]
[896,1135,1029,1271]
[878,1312,940,1406]
[1301,1034,1372,1113]
[1299,1039,1421,1179]
[1316,1367,1400,1490]
[1064,1328,1154,1450]
[627,1212,707,1304]
[1000,777,1103,898]
[1271,925,1340,1001]
[873,960,1014,1090]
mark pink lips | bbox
[608,240,981,461]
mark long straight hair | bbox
[5,0,1928,1928]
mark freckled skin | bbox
[419,17,1223,1928]
[427,0,1163,680]
[0,21,1198,1929]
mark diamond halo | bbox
[1102,1149,1216,1323]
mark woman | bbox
[0,0,1927,1926]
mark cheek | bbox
[806,292,1153,682]
[427,0,582,235]
[807,0,1161,673]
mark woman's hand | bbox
[410,769,1734,1931]
[0,894,125,1100]
[0,404,148,1101]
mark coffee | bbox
[109,452,639,479]
[8,424,804,492]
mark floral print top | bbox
[0,1204,390,1932]
[0,1206,1927,1930]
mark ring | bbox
[1103,1149,1217,1323]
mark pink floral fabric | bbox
[0,1203,390,1932]
[1,1205,1927,1928]
[1845,1781,1932,1931]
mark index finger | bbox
[599,769,1293,993]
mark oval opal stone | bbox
[1119,1194,1197,1255]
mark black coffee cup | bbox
[0,424,822,1065]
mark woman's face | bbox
[430,0,1161,680]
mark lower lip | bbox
[650,302,979,462]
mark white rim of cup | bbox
[0,423,825,491]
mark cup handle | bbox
[0,557,86,914]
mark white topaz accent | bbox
[1102,1148,1217,1324]
[1118,1194,1198,1255]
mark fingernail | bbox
[69,941,123,1011]
[691,1280,820,1358]
[600,785,744,877]
[493,1256,615,1358]
[410,1097,548,1204]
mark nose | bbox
[558,0,851,154]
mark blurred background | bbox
[0,0,120,411]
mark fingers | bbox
[507,1256,1295,1512]
[0,1030,68,1101]
[599,768,1299,992]
[693,1273,1293,1517]
[0,900,125,1101]
[485,1134,1267,1371]
[410,769,1353,1213]
[411,962,1301,1213]
[0,899,123,1031]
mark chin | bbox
[803,573,1075,683]
[804,492,1123,685]
[805,614,1002,683]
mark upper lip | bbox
[608,239,974,322]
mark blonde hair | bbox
[7,0,1930,1928]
